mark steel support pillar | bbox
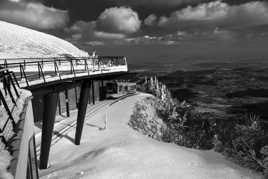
[99,80,103,100]
[32,96,44,122]
[64,89,70,117]
[91,80,95,105]
[39,92,58,169]
[101,80,106,100]
[58,93,61,116]
[75,81,90,145]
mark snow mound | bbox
[0,21,88,58]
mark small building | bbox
[106,81,136,99]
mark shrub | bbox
[137,76,267,175]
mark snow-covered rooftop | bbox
[0,21,88,58]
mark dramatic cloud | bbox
[64,20,128,44]
[157,1,268,30]
[64,21,96,39]
[0,1,69,30]
[172,1,228,21]
[144,14,158,26]
[96,7,141,34]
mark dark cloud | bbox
[2,0,267,46]
[41,0,266,21]
[0,0,69,30]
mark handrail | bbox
[1,56,128,88]
[0,56,125,65]
[0,69,21,147]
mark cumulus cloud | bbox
[144,14,158,26]
[0,1,69,30]
[64,20,97,42]
[65,21,95,35]
[173,1,228,21]
[157,1,268,30]
[64,20,128,42]
[96,7,141,34]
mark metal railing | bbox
[0,56,128,87]
[0,68,20,148]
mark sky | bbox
[1,0,268,66]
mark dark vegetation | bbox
[131,65,268,176]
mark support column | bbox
[74,87,79,108]
[39,92,58,169]
[64,89,70,117]
[99,80,103,100]
[32,96,44,123]
[91,80,95,105]
[75,81,90,145]
[58,93,61,116]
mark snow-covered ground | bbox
[40,93,263,179]
[0,21,88,59]
[0,150,13,179]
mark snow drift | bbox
[0,21,88,58]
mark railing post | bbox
[11,72,20,89]
[23,60,26,70]
[54,60,61,80]
[3,73,16,105]
[41,59,44,68]
[38,62,46,83]
[20,64,23,79]
[20,64,29,87]
[0,89,16,127]
[70,60,76,77]
[4,59,8,68]
[8,73,19,98]
[37,62,40,79]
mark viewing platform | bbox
[0,55,129,178]
[0,56,128,89]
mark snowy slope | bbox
[40,94,263,179]
[0,21,88,58]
